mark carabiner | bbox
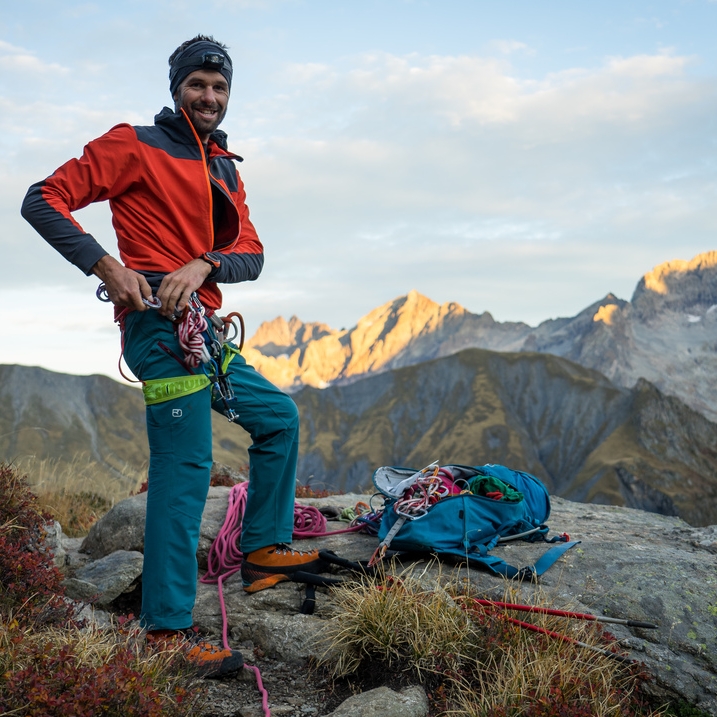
[96,282,161,309]
[142,295,162,309]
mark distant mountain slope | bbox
[3,352,716,526]
[293,348,717,527]
[0,365,252,492]
[245,251,717,422]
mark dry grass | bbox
[452,590,655,717]
[12,454,146,536]
[16,452,146,500]
[317,563,664,717]
[318,564,475,681]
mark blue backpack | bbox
[373,463,579,579]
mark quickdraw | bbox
[368,460,443,567]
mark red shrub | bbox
[295,484,335,499]
[0,641,193,717]
[0,464,71,626]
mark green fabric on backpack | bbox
[467,475,524,502]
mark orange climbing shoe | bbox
[241,543,325,593]
[146,628,243,678]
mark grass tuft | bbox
[317,563,665,717]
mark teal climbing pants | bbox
[122,309,298,631]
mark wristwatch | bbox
[199,251,222,279]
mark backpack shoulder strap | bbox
[436,540,580,580]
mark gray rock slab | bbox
[62,577,103,603]
[325,686,428,717]
[77,485,717,714]
[198,487,231,570]
[195,494,717,715]
[74,603,113,628]
[80,485,231,567]
[194,573,326,663]
[62,535,91,570]
[534,497,717,715]
[81,492,147,559]
[73,549,144,605]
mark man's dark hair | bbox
[169,35,229,66]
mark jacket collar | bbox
[153,106,241,159]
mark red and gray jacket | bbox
[21,106,264,311]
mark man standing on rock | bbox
[21,35,323,677]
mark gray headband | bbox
[169,41,233,97]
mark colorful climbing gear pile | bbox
[370,462,578,577]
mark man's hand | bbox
[92,256,153,311]
[156,259,212,319]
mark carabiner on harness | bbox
[202,355,239,423]
[96,282,162,309]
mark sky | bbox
[1,0,716,379]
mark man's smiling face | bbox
[175,69,229,142]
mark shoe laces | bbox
[273,543,315,556]
[178,629,231,657]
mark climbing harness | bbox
[96,281,245,422]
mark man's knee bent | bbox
[274,393,300,434]
[255,392,299,440]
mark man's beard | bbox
[187,102,227,137]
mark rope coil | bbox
[177,308,209,368]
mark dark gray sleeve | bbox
[21,180,110,275]
[205,251,264,284]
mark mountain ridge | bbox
[292,347,717,527]
[245,251,717,422]
[2,344,716,526]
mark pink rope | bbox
[177,309,208,368]
[200,482,366,716]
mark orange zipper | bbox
[181,108,214,247]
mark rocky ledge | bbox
[56,488,717,716]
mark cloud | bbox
[0,40,69,75]
[208,48,715,326]
[5,45,717,345]
[487,39,533,56]
[229,49,712,221]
